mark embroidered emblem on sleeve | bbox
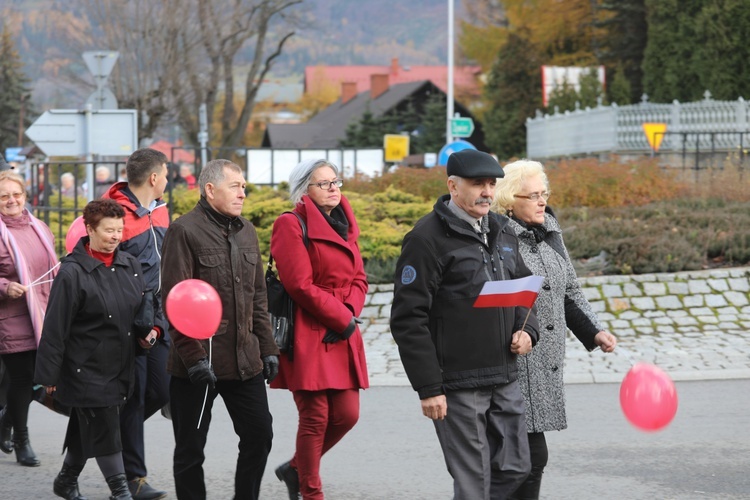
[401,265,417,285]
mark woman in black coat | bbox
[35,199,146,500]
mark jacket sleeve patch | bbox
[401,265,417,285]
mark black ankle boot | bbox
[13,428,40,467]
[275,461,300,500]
[0,407,13,454]
[54,463,87,500]
[106,473,133,500]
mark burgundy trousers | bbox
[290,389,360,499]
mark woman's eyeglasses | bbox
[0,192,25,203]
[309,179,343,190]
[514,191,550,202]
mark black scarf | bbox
[512,216,547,243]
[318,204,349,241]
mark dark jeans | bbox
[0,350,36,431]
[510,432,548,500]
[170,373,273,500]
[121,340,170,480]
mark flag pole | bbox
[519,307,532,333]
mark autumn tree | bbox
[0,22,34,150]
[79,0,302,146]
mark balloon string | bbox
[196,338,212,429]
[614,345,638,366]
[29,262,60,286]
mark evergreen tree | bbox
[547,78,579,113]
[578,68,606,108]
[607,64,632,105]
[411,93,446,154]
[483,31,542,159]
[596,0,647,103]
[0,23,34,150]
[694,0,750,100]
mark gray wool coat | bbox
[508,214,603,433]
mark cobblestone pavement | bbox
[362,324,750,387]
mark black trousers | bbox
[170,373,273,500]
[510,432,548,500]
[120,340,170,480]
[0,350,35,431]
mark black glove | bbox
[262,355,279,383]
[187,358,217,390]
[322,317,363,343]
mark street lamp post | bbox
[446,0,454,145]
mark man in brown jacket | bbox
[160,159,279,500]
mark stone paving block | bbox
[667,282,689,295]
[643,282,667,295]
[688,280,712,294]
[691,307,714,316]
[697,315,719,324]
[379,303,391,318]
[619,310,640,320]
[632,318,651,326]
[683,295,705,307]
[581,287,602,301]
[674,316,698,326]
[728,277,750,292]
[654,316,674,325]
[724,291,749,307]
[597,312,616,321]
[656,295,683,309]
[602,284,623,297]
[707,278,729,291]
[644,310,666,318]
[611,319,631,329]
[630,297,656,310]
[622,283,643,296]
[666,309,688,317]
[719,322,740,330]
[360,305,381,318]
[705,294,728,307]
[608,297,631,311]
[589,300,606,313]
[718,314,739,323]
[369,292,393,305]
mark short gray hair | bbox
[288,159,339,204]
[198,159,242,196]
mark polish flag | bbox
[473,276,545,309]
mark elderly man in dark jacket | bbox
[390,149,540,500]
[160,159,279,500]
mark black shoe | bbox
[13,428,40,467]
[275,461,300,500]
[128,477,166,500]
[53,463,87,500]
[106,473,132,500]
[0,407,13,454]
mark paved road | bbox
[3,379,750,499]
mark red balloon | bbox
[165,279,222,340]
[620,363,678,431]
[65,216,87,254]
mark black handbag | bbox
[266,212,308,359]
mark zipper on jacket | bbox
[148,212,163,294]
[479,246,493,281]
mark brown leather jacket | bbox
[161,198,278,380]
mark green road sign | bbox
[450,117,475,138]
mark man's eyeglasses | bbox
[514,191,550,202]
[0,192,25,203]
[309,179,343,190]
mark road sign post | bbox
[450,117,475,138]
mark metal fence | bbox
[527,92,750,167]
[169,146,385,186]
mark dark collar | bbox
[199,197,244,232]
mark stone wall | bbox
[361,267,750,336]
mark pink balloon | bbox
[620,363,678,431]
[165,279,222,340]
[65,216,87,254]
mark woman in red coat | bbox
[270,159,369,500]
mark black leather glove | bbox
[262,355,279,383]
[322,317,363,343]
[187,358,217,390]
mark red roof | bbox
[148,140,195,164]
[305,58,481,98]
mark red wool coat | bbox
[269,195,369,392]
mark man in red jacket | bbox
[104,147,170,499]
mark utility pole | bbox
[446,0,455,145]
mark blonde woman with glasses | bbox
[493,159,617,500]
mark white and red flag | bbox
[473,275,545,309]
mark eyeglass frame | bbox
[513,191,551,202]
[308,178,344,190]
[0,191,26,203]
